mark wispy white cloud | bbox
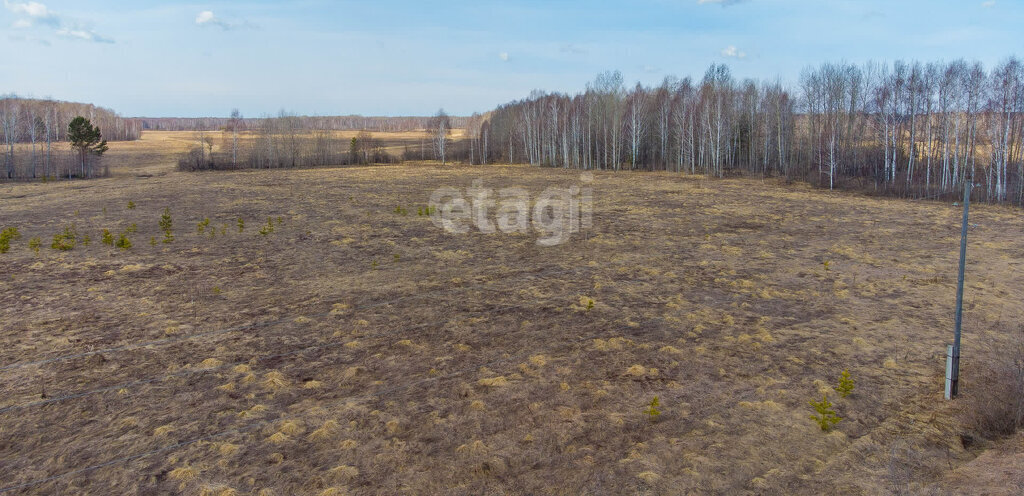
[57,27,113,43]
[3,0,58,26]
[195,10,253,30]
[982,1,996,7]
[4,0,113,43]
[720,45,746,58]
[196,10,215,24]
[499,52,509,61]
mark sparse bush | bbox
[126,223,138,234]
[0,227,21,253]
[394,206,408,215]
[101,229,114,246]
[197,217,210,234]
[82,234,91,246]
[810,394,842,431]
[959,325,1024,440]
[237,217,245,233]
[159,208,174,243]
[127,200,136,210]
[51,225,77,251]
[644,396,661,419]
[28,237,41,253]
[150,236,157,246]
[834,369,854,398]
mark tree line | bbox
[1,97,139,180]
[145,114,468,133]
[178,110,459,171]
[477,58,1024,205]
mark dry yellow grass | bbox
[0,131,1022,494]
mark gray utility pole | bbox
[946,182,972,400]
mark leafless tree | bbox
[429,109,451,165]
[478,58,1023,206]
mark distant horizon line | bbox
[0,95,477,119]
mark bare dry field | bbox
[1,132,1023,495]
[5,128,458,179]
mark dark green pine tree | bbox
[67,116,109,178]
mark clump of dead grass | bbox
[167,466,197,481]
[477,376,509,387]
[262,371,289,389]
[309,420,340,442]
[329,464,359,482]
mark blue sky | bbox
[1,0,1021,117]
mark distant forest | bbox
[0,96,469,180]
[478,58,1024,205]
[177,57,1024,207]
[1,97,141,180]
[141,115,468,133]
[0,97,141,143]
[6,56,1024,207]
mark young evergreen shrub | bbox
[115,232,132,250]
[0,227,21,253]
[644,396,661,420]
[28,237,41,253]
[810,394,842,431]
[258,218,275,236]
[159,208,174,243]
[101,229,115,246]
[51,225,77,251]
[834,369,854,398]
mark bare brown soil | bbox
[0,132,1022,495]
